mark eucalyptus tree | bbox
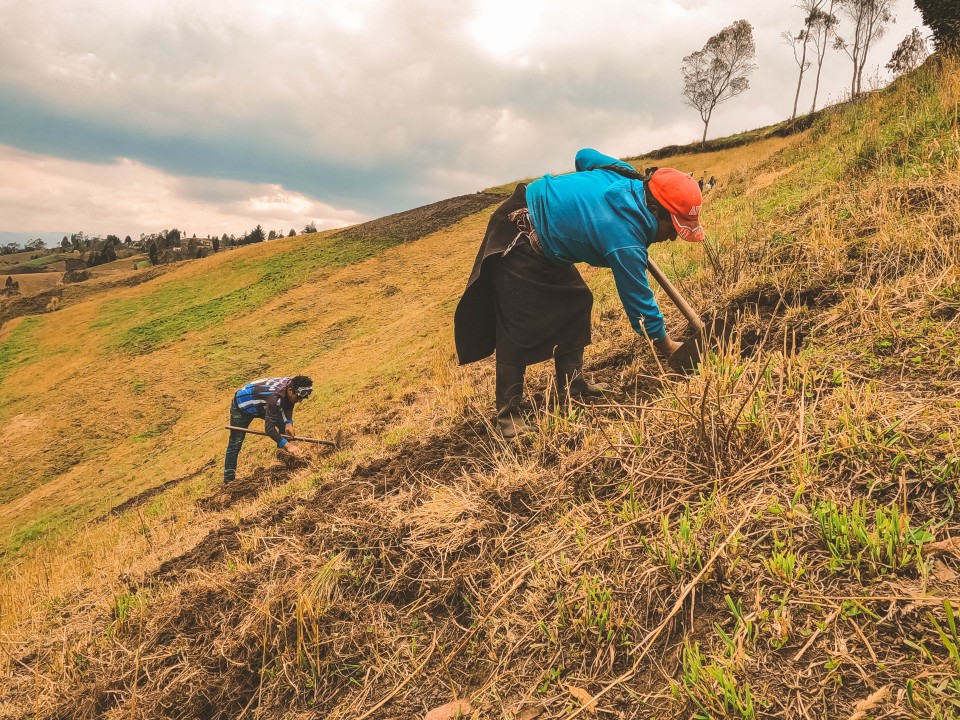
[787,0,840,115]
[886,27,930,75]
[681,19,757,144]
[834,0,895,97]
[783,0,834,121]
[913,0,960,52]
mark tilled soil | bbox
[330,191,505,246]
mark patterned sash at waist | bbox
[504,207,544,256]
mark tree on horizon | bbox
[887,27,930,75]
[834,0,895,98]
[247,225,266,244]
[784,0,839,119]
[681,20,757,143]
[914,0,960,52]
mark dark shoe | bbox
[495,361,529,439]
[555,349,610,400]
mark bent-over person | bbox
[454,148,705,438]
[224,375,313,482]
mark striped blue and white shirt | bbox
[233,377,295,447]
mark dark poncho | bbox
[454,184,592,367]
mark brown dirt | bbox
[330,191,505,246]
[154,416,502,585]
[96,460,216,522]
[151,496,301,583]
[195,461,303,513]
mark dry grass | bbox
[2,273,61,294]
[2,55,960,720]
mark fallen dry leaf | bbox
[927,537,960,556]
[514,707,543,720]
[566,685,597,714]
[424,699,473,720]
[933,558,959,582]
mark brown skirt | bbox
[454,184,592,367]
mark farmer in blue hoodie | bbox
[454,148,705,438]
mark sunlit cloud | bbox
[0,145,365,239]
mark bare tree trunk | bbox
[850,11,865,97]
[811,60,824,112]
[792,31,810,120]
[701,105,713,144]
[811,0,835,113]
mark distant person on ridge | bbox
[223,375,313,483]
[454,148,705,439]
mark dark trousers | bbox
[224,400,254,482]
[454,183,592,366]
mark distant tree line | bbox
[1,238,52,255]
[682,0,953,143]
[3,220,317,273]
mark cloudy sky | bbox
[0,0,924,245]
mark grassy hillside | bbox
[1,56,959,719]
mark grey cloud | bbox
[0,0,927,230]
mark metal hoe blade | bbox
[668,317,727,374]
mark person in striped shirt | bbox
[224,375,313,483]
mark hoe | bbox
[224,426,339,448]
[647,258,724,374]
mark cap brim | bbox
[672,213,705,243]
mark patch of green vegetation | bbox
[827,64,960,180]
[0,316,44,384]
[4,504,83,555]
[654,246,701,280]
[629,115,812,163]
[382,427,411,446]
[8,519,46,550]
[21,254,63,268]
[754,173,820,221]
[130,426,165,443]
[482,180,530,195]
[813,498,934,579]
[129,413,179,444]
[209,357,270,392]
[144,497,166,517]
[288,315,364,367]
[109,234,401,355]
[92,265,255,331]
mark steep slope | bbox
[0,191,503,550]
[2,57,959,720]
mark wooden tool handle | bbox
[647,258,704,331]
[224,426,337,447]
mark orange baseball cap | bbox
[647,168,706,242]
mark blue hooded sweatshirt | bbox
[525,148,666,342]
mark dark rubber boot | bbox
[555,349,610,401]
[495,361,529,439]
